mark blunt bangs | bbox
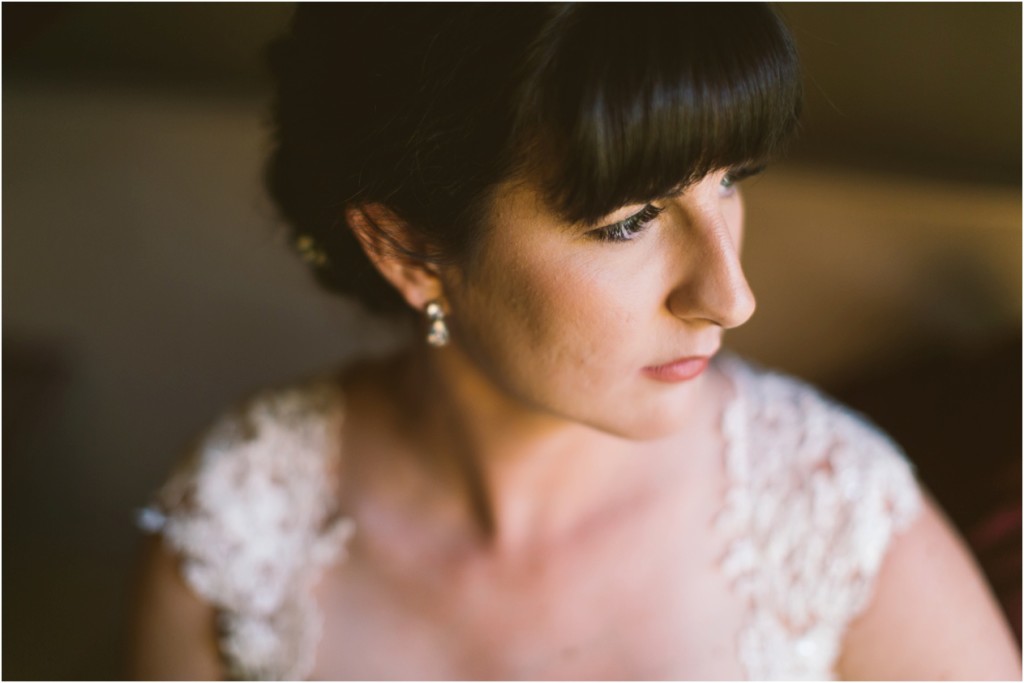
[515,4,803,226]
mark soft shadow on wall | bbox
[3,4,1021,678]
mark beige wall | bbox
[734,167,1020,384]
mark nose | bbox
[666,202,756,330]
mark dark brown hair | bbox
[265,4,802,314]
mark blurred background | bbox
[3,3,1020,678]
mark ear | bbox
[345,203,445,312]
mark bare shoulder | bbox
[128,367,352,680]
[128,534,223,680]
[836,489,1022,679]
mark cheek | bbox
[460,241,644,375]
[450,233,685,436]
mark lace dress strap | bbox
[714,356,923,680]
[137,377,354,680]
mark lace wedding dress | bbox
[137,355,921,680]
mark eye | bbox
[719,165,766,197]
[719,174,738,196]
[589,204,665,242]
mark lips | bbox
[642,356,711,383]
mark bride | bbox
[130,5,1020,679]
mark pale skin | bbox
[130,172,1021,679]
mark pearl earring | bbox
[424,300,449,347]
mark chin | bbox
[582,383,706,442]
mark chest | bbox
[307,496,749,680]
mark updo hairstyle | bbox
[265,5,802,315]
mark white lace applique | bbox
[139,377,355,680]
[714,356,923,680]
[138,356,922,680]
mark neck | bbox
[386,343,679,555]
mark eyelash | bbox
[588,165,766,243]
[590,204,665,242]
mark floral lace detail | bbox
[714,356,923,680]
[138,356,922,680]
[139,377,354,680]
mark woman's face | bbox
[441,170,755,440]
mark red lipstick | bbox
[642,356,710,383]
